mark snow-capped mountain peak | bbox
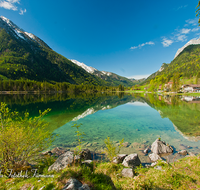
[0,16,49,48]
[71,59,97,74]
[71,59,113,77]
[101,71,112,76]
[1,16,10,24]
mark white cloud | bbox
[176,5,188,11]
[191,28,200,32]
[0,0,26,15]
[181,28,191,34]
[161,37,173,47]
[161,18,200,47]
[0,0,18,10]
[19,8,26,15]
[130,41,155,50]
[130,46,137,50]
[185,18,198,26]
[176,34,187,42]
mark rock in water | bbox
[122,154,141,167]
[151,138,173,154]
[178,150,188,155]
[143,148,150,154]
[149,153,162,162]
[48,151,74,171]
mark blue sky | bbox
[0,0,200,79]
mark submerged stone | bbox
[178,150,188,155]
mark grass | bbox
[0,154,199,190]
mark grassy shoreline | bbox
[0,154,199,190]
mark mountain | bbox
[71,59,135,87]
[0,16,135,87]
[0,16,111,86]
[142,39,200,84]
[141,63,169,84]
[174,38,200,59]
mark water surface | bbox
[2,93,200,162]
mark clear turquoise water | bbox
[2,93,200,162]
[52,100,200,162]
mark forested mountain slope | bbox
[0,16,111,86]
[143,44,200,84]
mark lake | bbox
[2,92,200,163]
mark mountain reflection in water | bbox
[1,92,200,162]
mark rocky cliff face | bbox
[174,38,200,59]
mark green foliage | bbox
[104,137,124,161]
[71,123,85,155]
[118,84,124,91]
[172,73,180,92]
[196,1,200,25]
[0,79,120,93]
[196,71,200,84]
[133,155,200,190]
[1,154,199,190]
[0,102,54,173]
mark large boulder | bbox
[62,178,90,190]
[48,151,74,171]
[48,149,92,171]
[151,138,173,154]
[112,154,127,164]
[122,154,141,168]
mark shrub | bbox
[104,137,124,161]
[0,102,54,173]
[71,123,85,155]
